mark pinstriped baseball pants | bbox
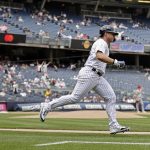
[47,66,117,125]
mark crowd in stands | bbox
[0,6,149,44]
[0,56,149,104]
[0,62,68,102]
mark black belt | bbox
[92,67,102,77]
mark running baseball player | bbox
[40,25,129,134]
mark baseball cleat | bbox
[110,124,130,135]
[110,127,130,135]
[40,103,49,122]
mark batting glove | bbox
[113,59,125,68]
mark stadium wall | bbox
[2,101,150,112]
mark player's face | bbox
[106,32,116,42]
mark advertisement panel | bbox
[7,101,150,111]
[110,43,144,53]
[0,102,7,111]
[71,39,144,53]
[71,39,94,50]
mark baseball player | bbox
[133,85,145,113]
[40,25,129,134]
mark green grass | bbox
[0,113,150,132]
[0,131,150,150]
[0,112,150,150]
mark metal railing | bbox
[81,9,131,19]
[26,36,71,48]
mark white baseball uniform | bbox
[46,38,118,126]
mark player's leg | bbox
[136,101,140,112]
[94,77,129,134]
[140,100,145,113]
[40,75,98,121]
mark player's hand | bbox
[113,59,125,68]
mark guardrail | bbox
[26,36,71,48]
[81,9,131,19]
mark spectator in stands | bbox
[0,63,3,71]
[7,72,13,83]
[61,12,67,19]
[144,71,149,80]
[41,73,48,82]
[44,88,52,98]
[43,32,50,38]
[60,79,66,88]
[37,61,44,72]
[12,81,19,94]
[0,89,6,97]
[80,19,86,26]
[10,65,16,75]
[44,88,52,100]
[119,23,128,29]
[57,28,63,39]
[50,78,56,86]
[68,19,73,24]
[133,85,145,113]
[18,16,24,22]
[55,78,66,89]
[34,76,40,83]
[70,63,76,71]
[17,72,23,80]
[39,30,45,37]
[86,18,91,26]
[24,80,32,93]
[132,22,140,28]
[110,21,118,30]
[53,15,58,22]
[0,24,8,32]
[122,95,134,103]
[75,24,80,30]
[53,64,58,72]
[100,15,109,22]
[42,61,51,74]
[45,96,50,103]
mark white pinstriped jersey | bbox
[47,38,118,126]
[84,38,109,74]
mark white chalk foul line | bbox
[0,129,150,135]
[35,141,150,146]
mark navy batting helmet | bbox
[99,25,118,37]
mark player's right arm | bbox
[94,40,115,65]
[96,51,125,68]
[96,51,114,64]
